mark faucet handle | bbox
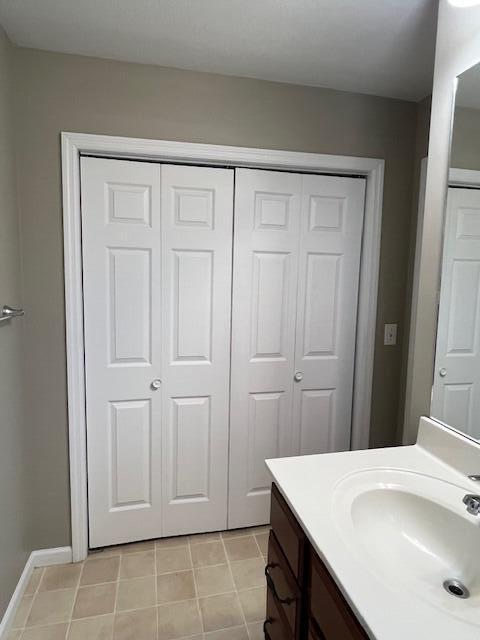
[467,474,480,482]
[463,494,480,515]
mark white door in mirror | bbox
[432,187,480,439]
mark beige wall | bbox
[13,47,419,547]
[451,106,480,170]
[398,96,431,443]
[0,28,29,616]
[405,0,480,443]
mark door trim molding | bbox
[62,132,384,561]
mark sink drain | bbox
[443,579,470,599]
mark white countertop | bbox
[266,417,480,640]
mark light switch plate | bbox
[384,323,397,346]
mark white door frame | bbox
[403,165,480,443]
[62,132,384,561]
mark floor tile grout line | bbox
[17,565,45,633]
[218,533,251,639]
[111,556,120,640]
[98,586,263,611]
[154,537,159,640]
[187,536,205,636]
[68,556,85,636]
[225,536,263,564]
[252,532,264,559]
[32,566,203,595]
[157,561,224,577]
[64,561,83,639]
[33,567,45,596]
[71,601,161,620]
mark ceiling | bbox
[0,0,437,101]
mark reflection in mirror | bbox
[431,62,480,441]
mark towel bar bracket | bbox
[0,305,25,325]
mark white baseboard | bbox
[29,546,72,568]
[0,546,72,639]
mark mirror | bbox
[431,62,480,441]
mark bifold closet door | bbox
[160,164,234,536]
[228,169,365,528]
[292,174,365,455]
[81,157,233,547]
[229,169,302,528]
[82,157,163,548]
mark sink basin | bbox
[333,469,480,624]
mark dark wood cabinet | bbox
[270,483,306,582]
[265,530,301,637]
[266,482,369,640]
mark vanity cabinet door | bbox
[265,587,295,640]
[266,530,301,636]
[270,483,306,582]
[309,551,368,640]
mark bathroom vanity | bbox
[265,417,480,640]
[265,482,367,640]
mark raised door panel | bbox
[172,250,213,362]
[442,384,472,431]
[108,248,152,365]
[161,164,234,535]
[247,392,284,495]
[173,187,214,228]
[303,253,341,359]
[229,169,302,528]
[446,260,480,354]
[107,182,152,226]
[293,175,365,455]
[109,400,152,508]
[81,157,163,547]
[251,252,290,360]
[432,188,480,439]
[170,396,211,501]
[298,390,335,455]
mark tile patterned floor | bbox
[9,527,269,640]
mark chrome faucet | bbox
[463,494,480,516]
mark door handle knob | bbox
[439,368,447,378]
[294,372,303,382]
[151,379,162,390]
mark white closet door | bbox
[228,169,365,528]
[82,157,163,548]
[82,159,234,547]
[292,174,365,455]
[160,164,234,535]
[432,187,480,439]
[229,169,302,528]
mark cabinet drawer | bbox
[265,586,294,640]
[266,530,301,635]
[270,483,306,582]
[309,551,368,640]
